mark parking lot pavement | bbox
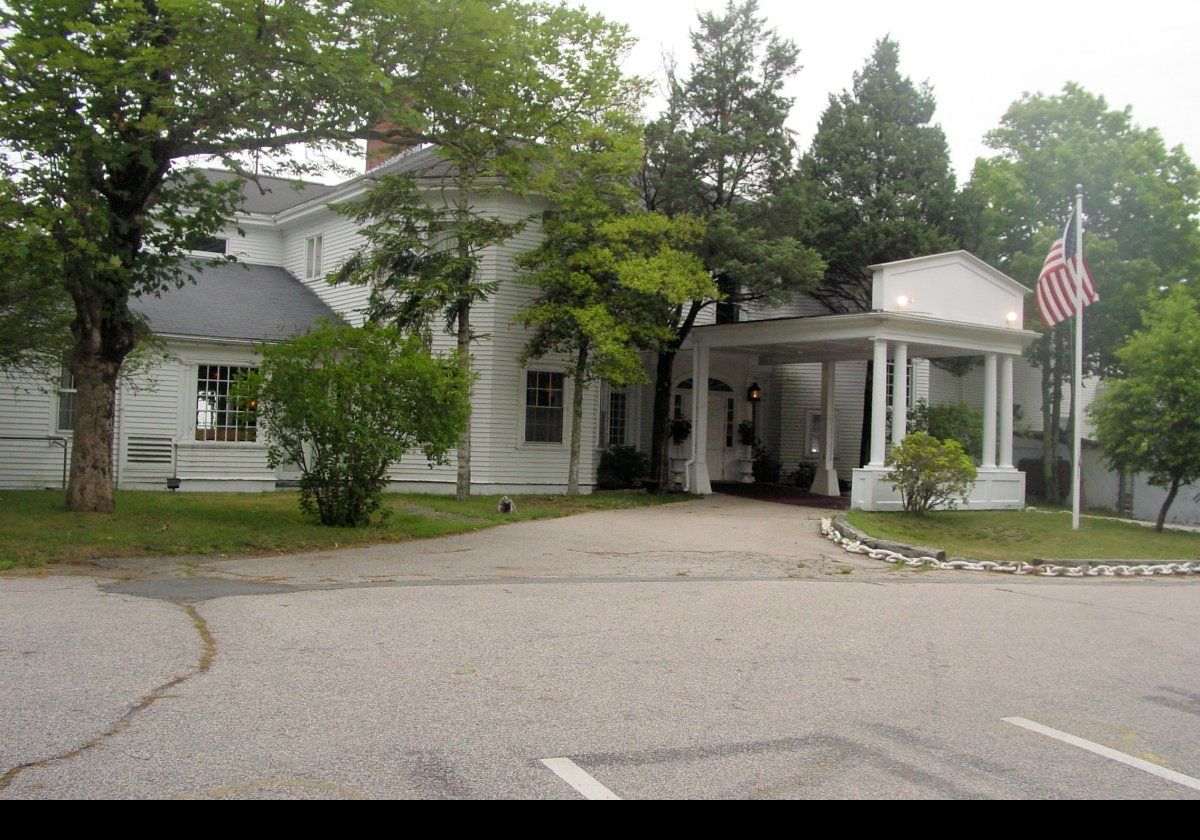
[2,570,1197,799]
[0,577,200,780]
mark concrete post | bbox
[687,344,712,495]
[891,342,908,448]
[869,340,889,466]
[999,354,1014,469]
[982,352,998,469]
[811,361,840,496]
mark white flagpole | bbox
[1071,188,1084,531]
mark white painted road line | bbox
[540,757,622,800]
[1003,717,1200,793]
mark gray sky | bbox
[585,0,1200,181]
[315,1,1198,183]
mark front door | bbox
[673,377,739,482]
[706,392,736,480]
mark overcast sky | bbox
[584,0,1200,181]
[317,1,1198,183]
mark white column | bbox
[687,345,712,495]
[982,352,998,469]
[891,342,908,448]
[999,354,1014,469]
[869,340,889,466]
[811,361,839,496]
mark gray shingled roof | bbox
[189,169,337,214]
[132,260,340,342]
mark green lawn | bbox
[0,489,688,570]
[845,508,1200,564]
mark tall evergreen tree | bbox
[640,0,824,485]
[800,36,959,465]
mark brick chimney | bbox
[366,121,415,171]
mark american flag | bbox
[1036,210,1098,327]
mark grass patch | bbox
[846,508,1200,564]
[0,489,688,570]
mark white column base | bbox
[687,462,712,496]
[851,466,1026,512]
[810,465,840,497]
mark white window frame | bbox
[806,411,822,458]
[304,234,324,280]
[598,385,630,448]
[521,369,567,445]
[886,359,915,409]
[55,364,76,434]
[193,363,258,444]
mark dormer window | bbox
[186,234,227,255]
[305,234,323,280]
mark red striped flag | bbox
[1036,211,1097,327]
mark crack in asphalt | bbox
[0,602,216,793]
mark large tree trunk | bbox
[648,349,676,489]
[1155,478,1181,532]
[65,347,123,512]
[64,269,139,512]
[455,300,472,501]
[567,341,589,495]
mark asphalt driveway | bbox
[2,496,1198,799]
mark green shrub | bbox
[907,399,983,463]
[238,324,469,527]
[885,432,977,515]
[596,445,649,490]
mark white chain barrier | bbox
[820,517,1199,578]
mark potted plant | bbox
[668,417,692,446]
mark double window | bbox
[195,365,257,442]
[304,234,323,280]
[524,371,564,444]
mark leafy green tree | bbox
[0,181,72,371]
[963,84,1200,502]
[1090,289,1200,531]
[517,118,713,493]
[640,0,824,484]
[0,0,507,512]
[799,36,960,465]
[333,4,638,500]
[239,324,469,527]
[886,432,977,515]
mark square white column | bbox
[982,352,998,468]
[687,345,712,495]
[811,361,840,496]
[999,354,1015,469]
[869,339,889,466]
[891,342,908,447]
